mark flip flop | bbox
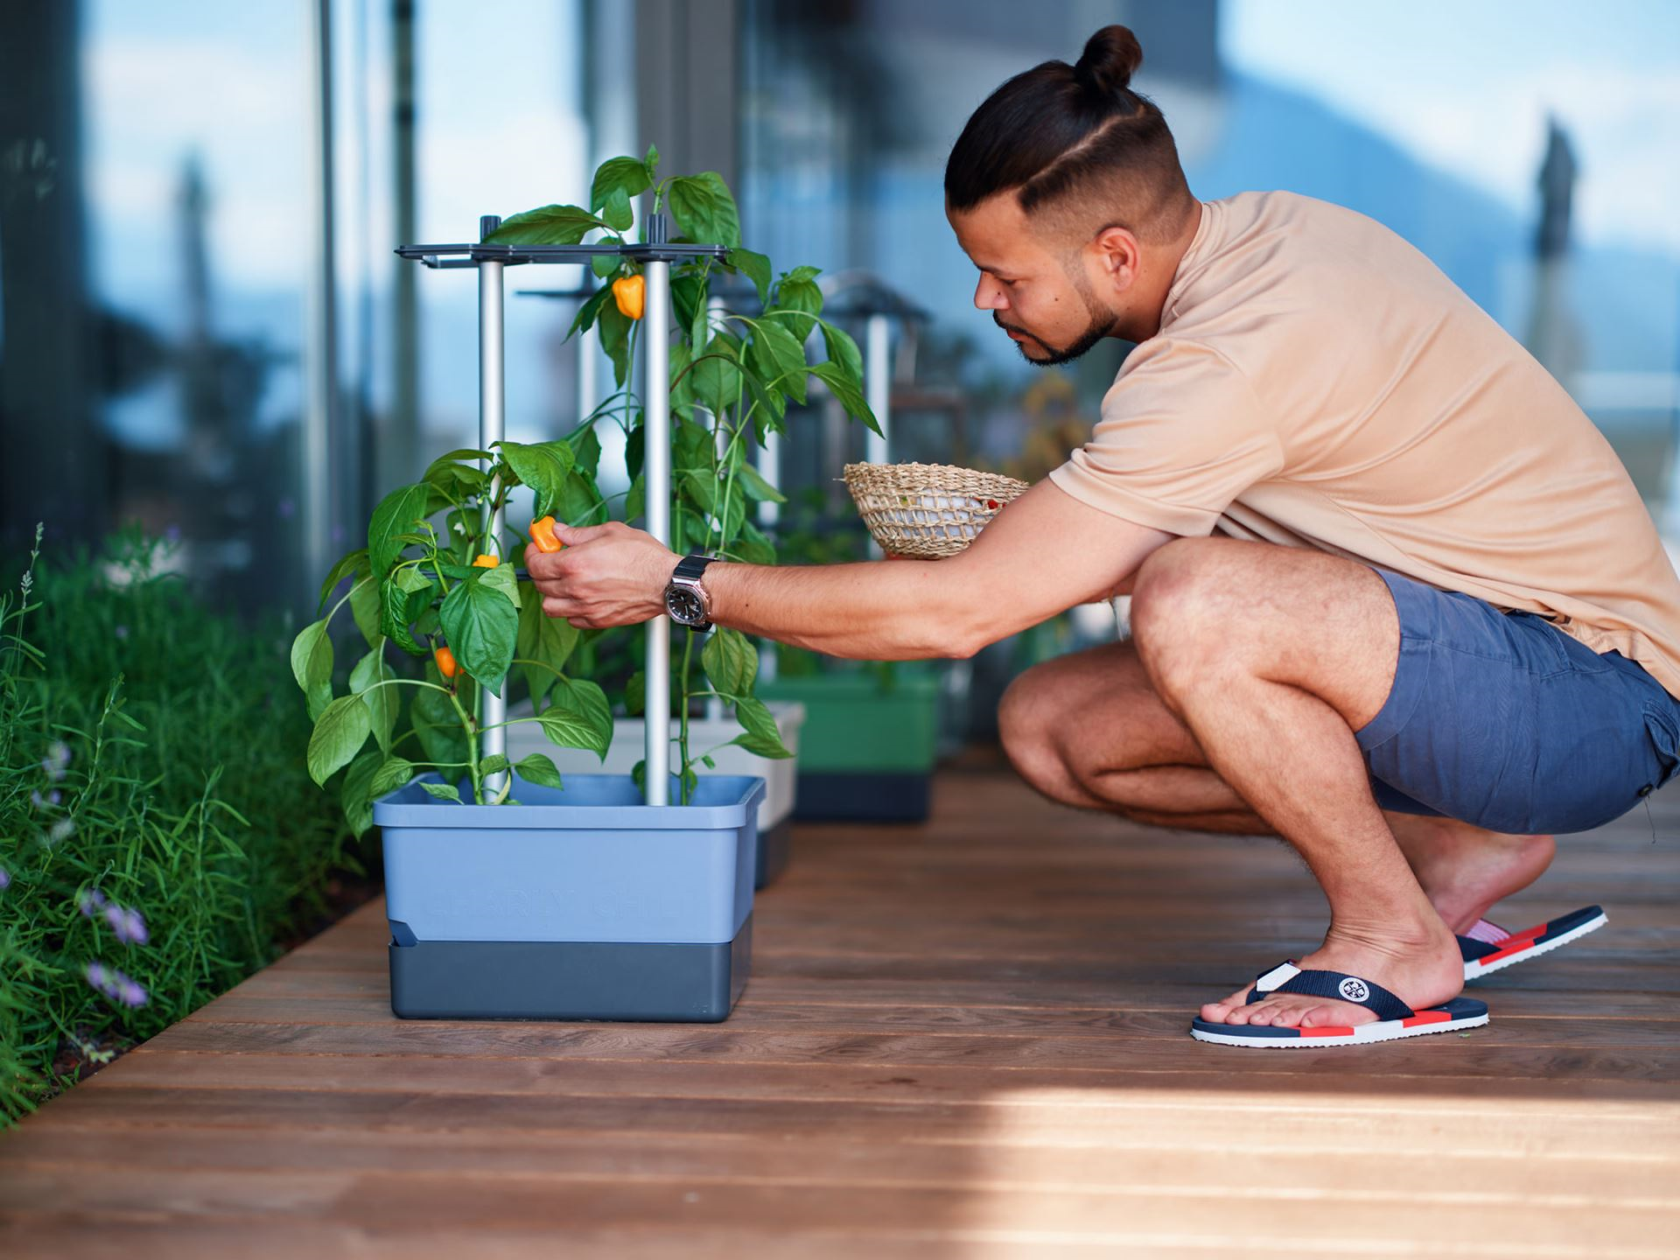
[1459,905,1607,980]
[1190,961,1489,1048]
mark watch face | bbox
[667,586,706,624]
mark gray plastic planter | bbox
[373,772,765,1022]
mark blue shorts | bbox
[1356,566,1680,833]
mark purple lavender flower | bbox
[114,624,129,640]
[78,888,107,918]
[83,960,113,996]
[0,866,10,890]
[42,741,71,780]
[106,903,149,946]
[114,975,149,1008]
[83,961,148,1008]
[47,818,75,843]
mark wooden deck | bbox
[3,753,1678,1258]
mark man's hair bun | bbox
[1074,24,1143,96]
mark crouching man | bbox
[528,26,1680,1047]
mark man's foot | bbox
[1199,919,1464,1029]
[1383,812,1556,934]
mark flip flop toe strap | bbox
[1245,961,1415,1021]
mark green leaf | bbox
[600,185,634,232]
[598,299,633,387]
[703,626,758,698]
[477,560,521,609]
[809,360,882,435]
[380,568,434,656]
[666,174,724,246]
[591,253,622,280]
[537,698,611,761]
[485,203,606,246]
[497,439,576,520]
[731,695,794,759]
[423,449,491,497]
[631,757,647,794]
[742,369,786,440]
[590,155,653,212]
[370,756,416,798]
[308,695,373,786]
[626,669,646,717]
[692,335,743,416]
[290,618,334,720]
[349,640,399,752]
[729,248,772,306]
[737,462,786,504]
[701,754,716,770]
[340,748,384,838]
[479,754,510,777]
[368,482,432,576]
[557,470,605,526]
[516,580,577,702]
[749,319,808,404]
[317,548,368,611]
[567,424,603,480]
[624,474,645,523]
[672,274,708,341]
[644,143,659,174]
[820,319,865,382]
[567,284,613,339]
[625,426,645,483]
[438,571,519,695]
[784,265,821,284]
[773,276,823,343]
[555,677,614,749]
[514,753,563,789]
[738,519,778,563]
[349,570,382,648]
[421,781,462,802]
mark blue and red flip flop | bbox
[1459,905,1607,980]
[1190,961,1489,1048]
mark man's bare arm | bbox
[703,478,1171,659]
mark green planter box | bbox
[758,668,941,822]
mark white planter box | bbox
[505,701,806,887]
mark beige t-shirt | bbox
[1049,190,1680,702]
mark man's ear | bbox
[1091,224,1143,294]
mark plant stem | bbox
[446,688,481,804]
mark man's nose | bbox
[973,274,1007,311]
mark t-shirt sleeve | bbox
[1047,337,1282,537]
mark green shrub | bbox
[0,528,358,1125]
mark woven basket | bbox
[842,462,1030,559]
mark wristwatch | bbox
[664,554,718,631]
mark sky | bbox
[1222,0,1680,253]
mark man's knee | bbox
[1130,538,1247,694]
[997,665,1064,783]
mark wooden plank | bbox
[13,1086,1680,1164]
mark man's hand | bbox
[526,521,678,630]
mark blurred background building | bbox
[3,0,1678,615]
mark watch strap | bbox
[673,553,717,581]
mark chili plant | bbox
[293,152,880,818]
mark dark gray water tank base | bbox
[792,771,932,823]
[756,816,791,888]
[388,913,752,1022]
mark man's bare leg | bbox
[998,633,1555,935]
[1001,537,1539,1028]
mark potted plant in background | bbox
[291,149,878,1021]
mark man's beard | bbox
[993,280,1118,367]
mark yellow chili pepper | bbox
[528,515,564,554]
[472,553,499,568]
[612,274,645,321]
[434,646,459,679]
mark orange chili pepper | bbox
[612,274,645,321]
[434,646,459,679]
[528,515,564,554]
[472,553,499,568]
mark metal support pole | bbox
[644,252,672,806]
[478,216,508,797]
[864,312,891,558]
